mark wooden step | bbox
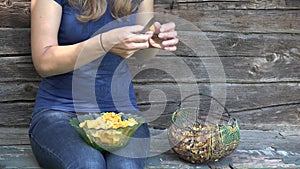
[0,128,300,168]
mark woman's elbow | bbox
[32,53,58,77]
[31,48,60,77]
[33,61,53,78]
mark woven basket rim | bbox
[171,107,238,129]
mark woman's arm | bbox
[136,0,154,26]
[31,0,151,77]
[31,0,106,77]
[133,0,178,63]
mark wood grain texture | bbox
[0,146,40,169]
[129,54,300,83]
[0,55,299,128]
[0,0,30,28]
[1,0,299,28]
[0,128,29,146]
[0,55,40,81]
[0,0,299,133]
[1,7,300,55]
[1,28,299,57]
[156,0,300,10]
[0,102,34,127]
[0,28,30,55]
[134,83,300,111]
[0,82,38,102]
[0,129,299,168]
[1,81,299,112]
[1,31,299,81]
[143,103,300,131]
[155,7,300,34]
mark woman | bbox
[29,0,178,168]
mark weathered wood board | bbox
[157,9,300,34]
[157,0,300,10]
[1,0,300,28]
[2,29,300,56]
[0,103,34,127]
[0,128,29,146]
[129,55,300,82]
[0,129,300,168]
[2,32,300,80]
[1,81,299,130]
[0,0,30,28]
[144,104,300,132]
[0,146,40,169]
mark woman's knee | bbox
[29,110,107,169]
[64,154,106,169]
[31,138,106,169]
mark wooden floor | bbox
[1,128,299,169]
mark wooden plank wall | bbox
[0,0,35,130]
[0,0,299,134]
[133,0,300,132]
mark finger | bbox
[118,42,150,51]
[163,45,177,52]
[117,39,150,50]
[160,22,176,33]
[113,25,144,44]
[162,38,179,47]
[126,34,150,43]
[144,31,154,38]
[129,38,151,49]
[158,30,177,39]
[153,22,162,34]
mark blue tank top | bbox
[34,0,139,113]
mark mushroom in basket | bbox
[167,93,240,164]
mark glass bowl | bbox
[70,112,145,151]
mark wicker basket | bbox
[167,93,240,164]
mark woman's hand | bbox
[148,22,178,52]
[103,25,154,59]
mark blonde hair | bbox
[68,0,141,22]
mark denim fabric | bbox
[29,109,150,169]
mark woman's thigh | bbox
[29,109,106,169]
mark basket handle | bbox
[178,93,231,117]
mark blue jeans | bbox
[28,109,150,169]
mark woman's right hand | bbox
[102,25,153,59]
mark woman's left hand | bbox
[148,22,179,52]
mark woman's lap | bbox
[28,109,150,169]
